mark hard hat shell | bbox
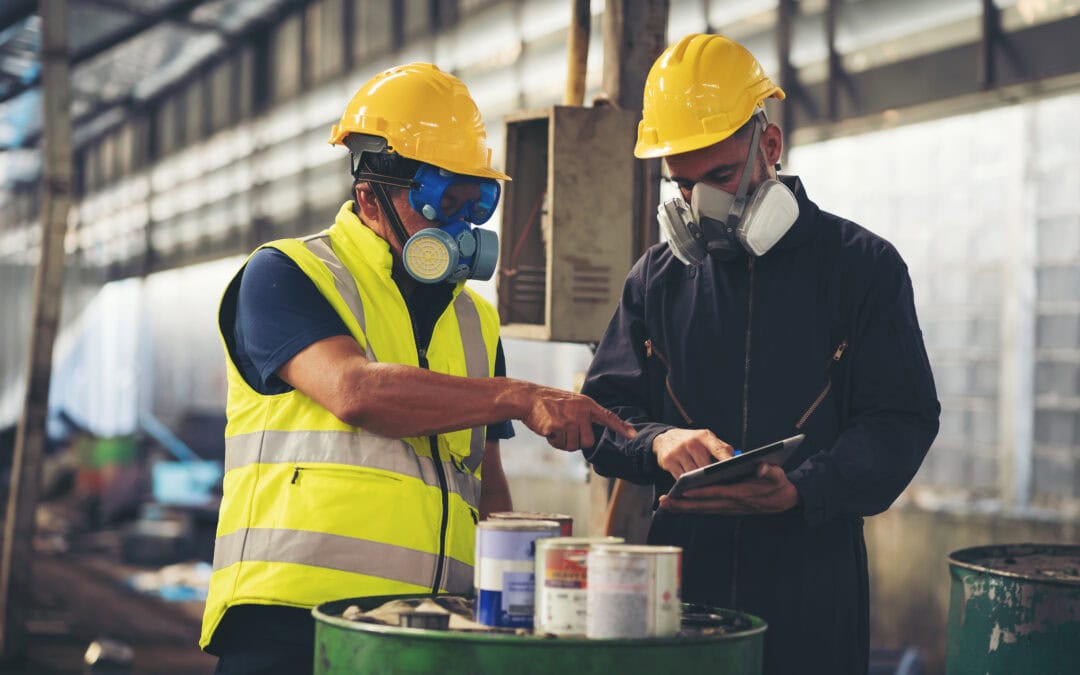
[329,62,510,181]
[635,33,785,159]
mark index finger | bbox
[590,405,637,439]
[702,433,734,462]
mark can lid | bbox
[589,544,683,555]
[489,512,573,521]
[535,536,623,549]
[477,519,562,531]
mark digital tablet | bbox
[667,434,805,498]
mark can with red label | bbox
[475,519,562,628]
[533,536,623,636]
[489,511,574,537]
[586,544,682,639]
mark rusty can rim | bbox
[946,543,1080,586]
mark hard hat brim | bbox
[634,129,743,159]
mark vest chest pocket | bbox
[290,465,403,486]
[283,465,410,541]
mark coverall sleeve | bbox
[580,256,674,485]
[787,248,941,527]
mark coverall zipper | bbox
[412,314,451,594]
[733,256,756,606]
[741,258,755,452]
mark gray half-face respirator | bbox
[657,112,799,265]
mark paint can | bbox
[586,544,682,639]
[534,536,623,636]
[475,519,562,628]
[489,511,574,537]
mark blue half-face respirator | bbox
[401,164,501,284]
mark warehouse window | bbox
[789,92,1080,510]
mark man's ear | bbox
[761,123,784,169]
[354,183,381,221]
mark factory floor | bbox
[0,550,215,674]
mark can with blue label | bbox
[475,519,562,628]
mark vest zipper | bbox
[794,340,849,430]
[644,339,693,424]
[416,343,451,594]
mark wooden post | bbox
[0,0,73,660]
[595,0,668,544]
[564,0,590,107]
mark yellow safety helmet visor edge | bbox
[635,33,786,159]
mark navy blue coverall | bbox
[582,176,940,675]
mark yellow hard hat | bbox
[635,34,785,159]
[329,63,510,181]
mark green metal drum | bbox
[946,544,1080,674]
[313,595,766,675]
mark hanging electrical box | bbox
[497,105,638,343]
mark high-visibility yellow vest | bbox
[200,202,501,648]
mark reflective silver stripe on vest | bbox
[224,430,481,506]
[301,232,490,477]
[303,233,376,362]
[213,528,473,592]
[453,291,489,473]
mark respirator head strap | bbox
[727,111,766,227]
[354,155,413,250]
[351,171,417,191]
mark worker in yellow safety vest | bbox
[201,62,635,675]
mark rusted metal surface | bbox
[946,544,1080,674]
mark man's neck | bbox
[390,257,418,299]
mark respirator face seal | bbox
[656,111,798,265]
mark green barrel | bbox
[946,544,1080,674]
[313,595,765,675]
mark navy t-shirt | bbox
[232,247,513,440]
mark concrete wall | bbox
[865,504,1080,674]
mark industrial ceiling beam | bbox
[4,0,316,151]
[791,12,1080,142]
[0,0,209,106]
[0,0,36,34]
[79,0,228,35]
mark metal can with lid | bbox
[475,519,562,628]
[489,511,574,537]
[534,536,623,636]
[586,544,682,639]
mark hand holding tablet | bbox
[667,434,805,498]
